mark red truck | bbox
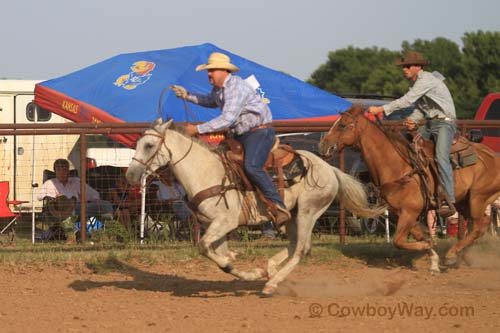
[474,93,500,152]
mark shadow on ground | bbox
[330,240,460,269]
[69,257,264,297]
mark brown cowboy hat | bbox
[47,196,76,220]
[395,50,430,66]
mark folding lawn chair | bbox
[0,181,28,244]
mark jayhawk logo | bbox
[114,61,156,90]
[245,74,270,104]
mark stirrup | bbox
[436,201,456,218]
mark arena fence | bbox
[0,120,498,244]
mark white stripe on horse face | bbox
[329,116,342,133]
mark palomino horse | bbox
[126,118,385,295]
[319,104,500,272]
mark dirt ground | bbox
[1,244,500,333]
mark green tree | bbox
[308,31,500,119]
[308,46,400,95]
[460,31,500,116]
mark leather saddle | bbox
[412,132,478,170]
[219,137,305,200]
[408,132,478,208]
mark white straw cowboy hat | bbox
[196,52,240,73]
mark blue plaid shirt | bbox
[188,74,272,135]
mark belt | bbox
[428,116,453,121]
[250,123,272,132]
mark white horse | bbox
[126,119,385,295]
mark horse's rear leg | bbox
[444,214,490,266]
[266,219,299,278]
[266,249,289,278]
[262,210,321,296]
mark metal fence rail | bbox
[1,119,499,243]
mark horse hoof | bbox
[444,256,458,267]
[429,267,441,275]
[261,285,277,297]
[438,264,449,272]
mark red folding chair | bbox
[0,181,28,241]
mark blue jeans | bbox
[75,200,114,219]
[172,200,192,222]
[235,127,285,208]
[419,119,456,203]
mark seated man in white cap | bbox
[170,52,291,227]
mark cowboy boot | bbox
[436,202,456,218]
[273,205,291,228]
[436,187,456,218]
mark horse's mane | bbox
[168,122,218,152]
[362,114,415,160]
[375,121,410,146]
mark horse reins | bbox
[372,115,432,211]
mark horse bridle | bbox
[340,111,415,164]
[132,125,194,175]
[330,111,365,151]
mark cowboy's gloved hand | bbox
[170,85,188,99]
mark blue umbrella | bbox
[35,43,350,146]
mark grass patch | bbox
[3,234,500,271]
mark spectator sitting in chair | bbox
[110,175,141,231]
[37,159,114,220]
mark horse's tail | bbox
[331,166,387,218]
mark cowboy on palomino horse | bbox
[170,52,291,228]
[368,50,457,218]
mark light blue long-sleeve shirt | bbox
[383,70,456,122]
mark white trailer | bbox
[0,80,80,207]
[0,80,134,210]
